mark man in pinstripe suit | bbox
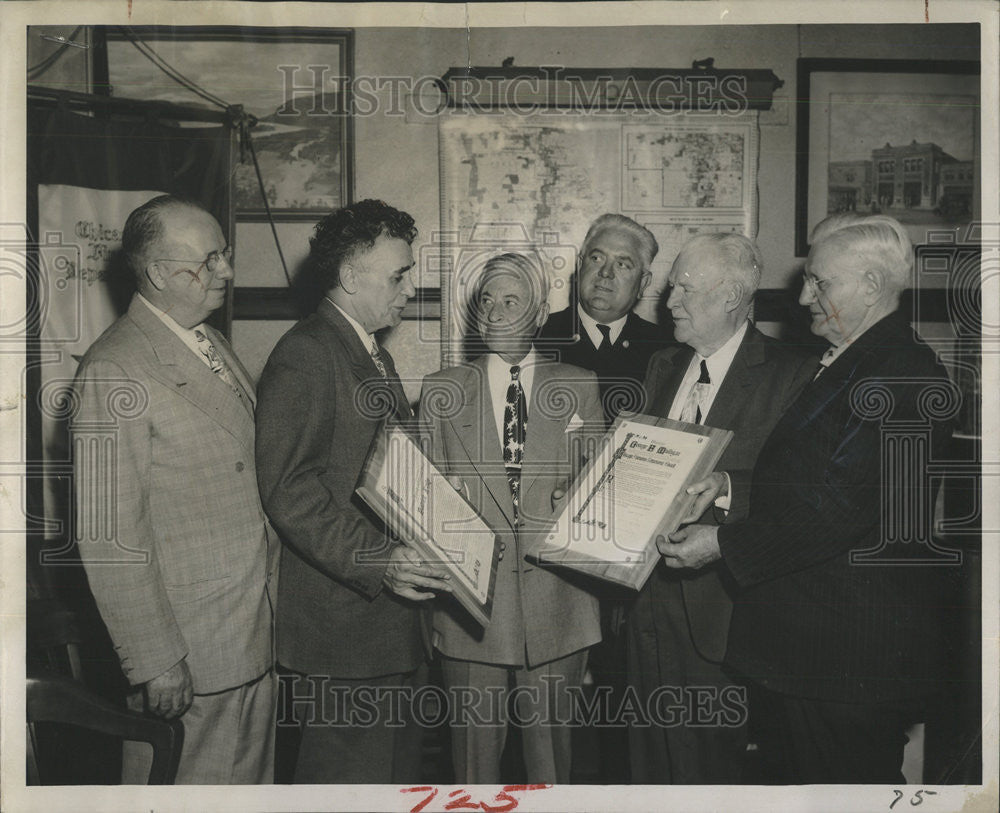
[663,215,957,783]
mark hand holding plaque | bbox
[528,413,732,591]
[357,421,498,626]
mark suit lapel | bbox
[127,298,254,451]
[703,326,764,428]
[317,300,412,421]
[204,324,256,414]
[648,347,693,417]
[448,358,516,528]
[520,362,569,500]
[379,344,414,420]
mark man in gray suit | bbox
[420,252,603,784]
[627,233,815,783]
[256,200,450,783]
[73,195,277,783]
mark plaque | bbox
[529,413,732,591]
[357,422,498,626]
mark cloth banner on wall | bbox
[26,104,232,539]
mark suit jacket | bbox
[633,324,815,662]
[718,312,956,704]
[255,299,426,679]
[538,308,672,425]
[72,296,275,694]
[420,356,603,668]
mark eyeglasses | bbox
[801,272,832,293]
[156,246,233,274]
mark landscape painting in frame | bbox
[105,26,353,214]
[796,59,979,255]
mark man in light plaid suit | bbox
[72,195,277,784]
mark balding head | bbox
[123,195,231,329]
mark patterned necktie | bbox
[679,359,711,424]
[370,338,388,378]
[194,328,239,392]
[503,365,527,518]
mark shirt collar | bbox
[137,292,206,345]
[327,297,376,349]
[137,293,216,369]
[577,304,628,347]
[487,346,540,396]
[698,320,749,384]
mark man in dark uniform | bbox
[539,214,671,425]
[538,213,671,782]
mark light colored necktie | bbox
[370,338,388,378]
[194,328,238,390]
[679,359,711,424]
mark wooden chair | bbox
[26,671,184,785]
[27,599,86,681]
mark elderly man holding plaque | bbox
[627,233,815,784]
[663,215,957,783]
[419,252,603,784]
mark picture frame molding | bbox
[794,57,980,257]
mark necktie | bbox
[194,329,239,392]
[503,365,527,518]
[370,338,388,378]
[814,346,837,379]
[595,323,613,354]
[679,359,711,424]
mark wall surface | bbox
[31,22,977,388]
[231,23,978,389]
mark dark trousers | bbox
[287,666,428,784]
[751,686,921,784]
[626,579,747,784]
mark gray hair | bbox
[674,232,763,299]
[810,214,913,290]
[477,252,549,311]
[582,214,659,271]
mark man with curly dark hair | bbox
[256,199,450,783]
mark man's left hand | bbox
[677,472,728,525]
[656,524,721,570]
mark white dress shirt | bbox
[137,293,213,369]
[667,320,749,512]
[486,348,539,448]
[577,304,628,348]
[667,321,749,421]
[327,297,379,353]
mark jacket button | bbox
[235,461,245,472]
[498,553,504,561]
[499,542,507,552]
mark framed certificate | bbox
[530,413,732,591]
[357,422,498,626]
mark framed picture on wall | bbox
[102,26,354,215]
[795,58,980,256]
